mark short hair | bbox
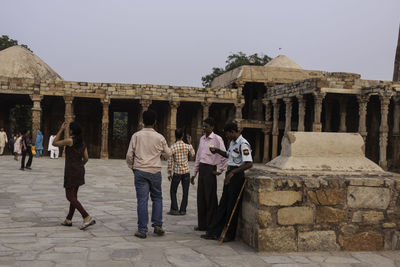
[143,109,157,126]
[224,122,238,133]
[175,128,184,139]
[203,117,215,127]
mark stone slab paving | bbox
[0,156,400,266]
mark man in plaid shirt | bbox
[167,128,195,215]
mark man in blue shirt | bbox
[201,122,253,242]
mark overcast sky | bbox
[2,0,399,87]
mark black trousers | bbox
[170,173,190,212]
[197,163,218,230]
[21,146,33,169]
[207,167,245,240]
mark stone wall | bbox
[239,168,400,251]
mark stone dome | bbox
[265,55,303,69]
[0,46,63,81]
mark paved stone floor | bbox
[1,155,400,266]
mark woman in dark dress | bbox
[53,121,95,230]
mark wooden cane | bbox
[219,178,247,245]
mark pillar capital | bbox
[283,97,292,104]
[169,100,180,109]
[356,94,371,104]
[29,94,43,102]
[140,98,152,110]
[63,95,74,104]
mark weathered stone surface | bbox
[340,224,359,236]
[352,211,384,223]
[316,206,346,223]
[277,207,313,225]
[383,222,397,228]
[258,210,272,228]
[343,232,383,251]
[298,231,339,251]
[347,186,390,209]
[258,227,296,252]
[259,191,302,206]
[308,189,345,205]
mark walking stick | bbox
[219,178,247,245]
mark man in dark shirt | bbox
[20,129,33,171]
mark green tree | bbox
[201,52,272,87]
[0,35,32,52]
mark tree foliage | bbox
[0,35,32,52]
[201,52,272,87]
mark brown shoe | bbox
[61,220,72,227]
[80,217,96,230]
[154,225,165,236]
[135,231,147,239]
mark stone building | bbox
[1,46,400,170]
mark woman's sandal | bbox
[61,220,72,227]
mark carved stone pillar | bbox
[312,92,325,132]
[262,100,272,163]
[297,95,306,132]
[339,98,347,132]
[392,96,400,169]
[202,101,210,121]
[272,99,280,159]
[100,98,110,159]
[357,95,370,143]
[168,100,180,145]
[379,94,391,170]
[63,96,74,124]
[283,97,292,133]
[30,94,43,141]
[138,98,152,129]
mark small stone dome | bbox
[265,55,303,69]
[0,45,63,81]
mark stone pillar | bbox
[283,97,292,133]
[272,99,280,159]
[297,95,306,132]
[202,101,210,120]
[100,98,110,159]
[262,100,272,163]
[138,98,152,129]
[64,96,74,124]
[339,98,347,132]
[312,92,325,132]
[379,94,391,170]
[357,95,370,143]
[168,100,180,145]
[30,94,43,141]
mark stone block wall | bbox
[239,169,400,252]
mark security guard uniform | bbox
[206,135,253,241]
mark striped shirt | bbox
[168,140,195,176]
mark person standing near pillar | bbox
[35,130,44,157]
[53,122,96,230]
[14,133,22,161]
[201,122,253,242]
[126,109,172,239]
[191,117,227,231]
[167,128,196,215]
[48,134,59,159]
[20,130,33,170]
[0,128,8,155]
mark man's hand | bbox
[168,175,172,181]
[190,176,196,185]
[212,170,222,176]
[224,171,234,184]
[60,122,68,130]
[187,136,192,144]
[209,147,219,154]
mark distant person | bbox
[48,134,59,159]
[0,128,8,155]
[14,133,22,161]
[8,134,15,155]
[167,128,195,216]
[20,130,33,170]
[201,122,253,242]
[35,130,44,157]
[191,117,227,231]
[53,122,95,230]
[126,109,172,239]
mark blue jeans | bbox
[133,170,163,233]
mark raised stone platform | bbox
[239,132,400,252]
